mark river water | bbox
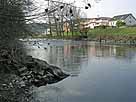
[26,39,136,102]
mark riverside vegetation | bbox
[33,27,136,44]
[88,27,136,44]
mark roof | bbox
[113,13,132,20]
[86,17,111,20]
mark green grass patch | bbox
[88,27,136,36]
[88,27,136,41]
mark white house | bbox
[82,17,111,29]
[94,17,111,27]
[109,13,136,27]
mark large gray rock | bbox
[0,51,69,87]
[20,56,69,87]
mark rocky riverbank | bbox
[0,45,69,102]
[0,48,69,87]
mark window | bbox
[129,21,132,23]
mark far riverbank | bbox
[30,27,136,45]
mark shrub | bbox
[116,20,126,28]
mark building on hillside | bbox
[109,13,136,27]
[93,17,111,28]
[81,17,111,29]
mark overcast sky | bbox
[85,0,136,18]
[37,0,136,18]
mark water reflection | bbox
[26,41,89,76]
[26,40,136,76]
[26,40,136,102]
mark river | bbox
[25,39,136,102]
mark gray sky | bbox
[37,0,136,18]
[85,0,136,18]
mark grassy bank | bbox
[88,27,136,42]
[88,27,136,35]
